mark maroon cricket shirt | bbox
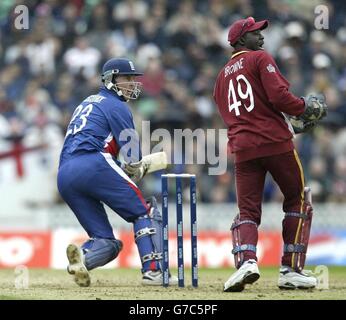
[213,48,305,163]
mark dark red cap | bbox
[228,17,269,45]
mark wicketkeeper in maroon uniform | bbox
[213,17,327,292]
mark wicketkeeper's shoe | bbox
[278,266,317,289]
[224,259,260,292]
[142,270,178,286]
[66,244,91,287]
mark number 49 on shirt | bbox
[228,74,254,116]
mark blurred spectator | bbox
[138,18,166,49]
[0,85,15,115]
[307,157,330,202]
[63,36,101,79]
[113,0,148,24]
[53,2,87,49]
[106,22,138,55]
[277,45,306,96]
[17,87,62,125]
[329,156,346,202]
[25,30,61,76]
[140,57,165,97]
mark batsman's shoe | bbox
[142,270,178,286]
[224,259,260,292]
[278,266,317,290]
[66,244,91,287]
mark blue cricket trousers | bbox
[57,151,148,239]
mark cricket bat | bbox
[141,151,168,173]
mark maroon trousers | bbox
[234,150,305,268]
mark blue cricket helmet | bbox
[102,58,143,77]
[101,58,143,101]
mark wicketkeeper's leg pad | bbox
[231,215,258,269]
[282,188,313,272]
[82,238,123,270]
[133,196,163,272]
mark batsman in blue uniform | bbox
[57,58,177,287]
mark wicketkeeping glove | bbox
[289,116,316,134]
[300,93,328,122]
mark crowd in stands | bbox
[0,0,345,203]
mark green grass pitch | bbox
[0,267,345,300]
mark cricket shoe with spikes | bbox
[278,266,317,289]
[142,270,178,286]
[66,244,91,287]
[224,259,260,292]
